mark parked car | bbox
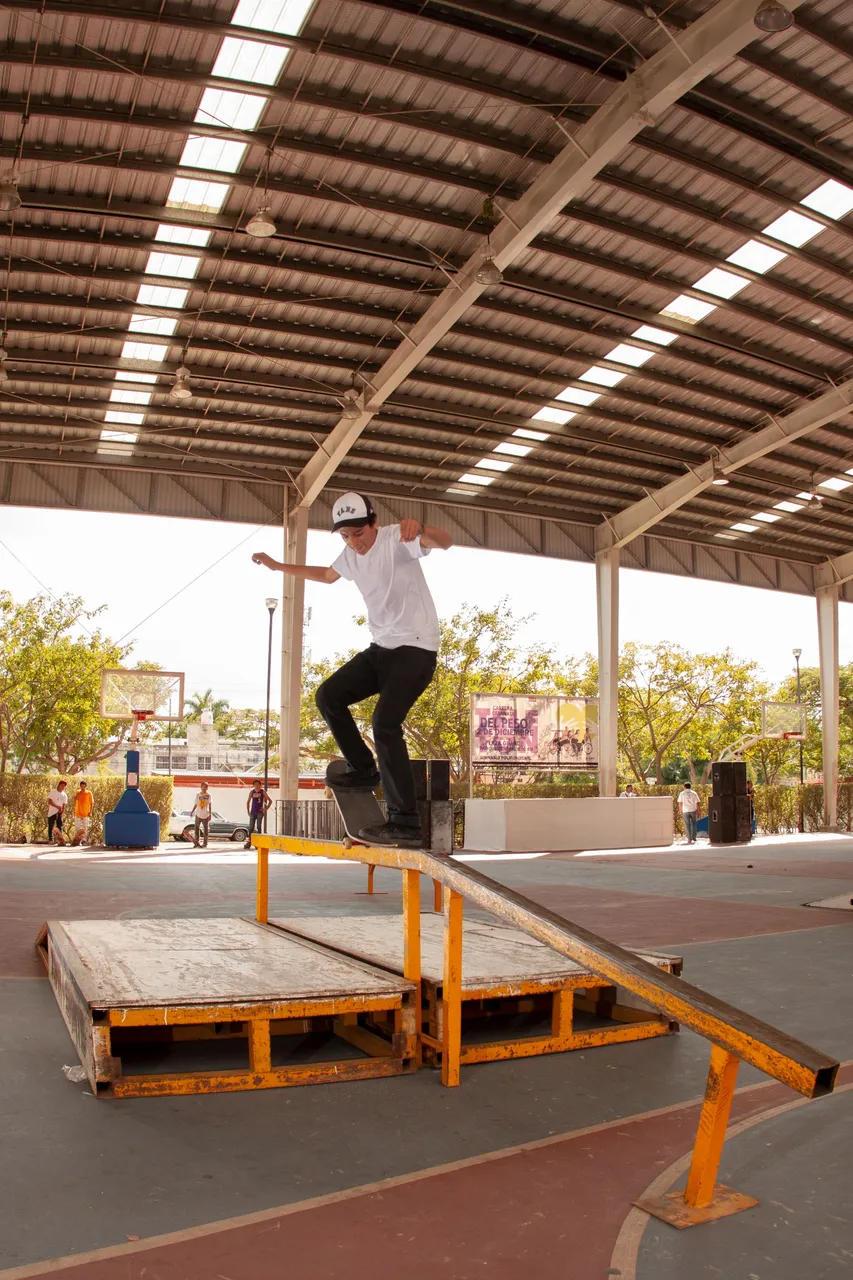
[169,809,249,843]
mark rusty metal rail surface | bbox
[254,833,838,1228]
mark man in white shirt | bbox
[677,783,701,844]
[47,780,68,844]
[253,492,451,846]
[620,785,637,798]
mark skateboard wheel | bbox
[342,836,353,849]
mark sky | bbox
[0,504,848,712]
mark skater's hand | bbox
[399,518,424,543]
[252,552,276,569]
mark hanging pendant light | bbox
[340,390,361,419]
[0,175,21,212]
[475,255,503,286]
[245,206,276,238]
[711,454,730,486]
[169,366,192,404]
[754,1,794,33]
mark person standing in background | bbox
[677,782,701,845]
[47,780,68,844]
[192,781,213,848]
[243,779,271,850]
[70,780,93,846]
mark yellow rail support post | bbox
[637,1044,755,1227]
[441,887,463,1087]
[367,864,375,894]
[432,879,441,912]
[256,844,269,924]
[403,869,422,1061]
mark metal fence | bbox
[276,799,346,841]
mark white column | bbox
[816,584,840,829]
[596,547,619,797]
[280,490,309,804]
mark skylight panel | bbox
[556,386,600,407]
[693,268,749,299]
[212,37,287,85]
[726,239,787,274]
[121,340,169,362]
[144,252,201,279]
[532,408,572,425]
[231,0,313,35]
[631,324,677,346]
[731,522,759,533]
[818,476,852,491]
[109,389,152,406]
[494,441,532,457]
[801,179,853,220]
[604,343,654,367]
[180,136,247,173]
[515,427,550,441]
[195,87,268,130]
[155,224,211,248]
[167,177,231,214]
[458,472,493,486]
[751,511,782,523]
[660,294,716,324]
[579,365,626,387]
[114,371,158,384]
[476,458,513,472]
[762,210,823,248]
[136,284,189,308]
[104,410,146,426]
[128,315,178,336]
[100,430,138,443]
[773,500,805,513]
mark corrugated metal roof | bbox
[2,0,853,575]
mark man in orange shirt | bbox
[71,780,93,846]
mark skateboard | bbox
[326,759,422,849]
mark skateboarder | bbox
[252,492,451,846]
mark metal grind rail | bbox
[254,834,839,1228]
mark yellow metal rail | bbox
[254,833,838,1227]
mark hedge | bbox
[451,780,852,843]
[0,774,173,844]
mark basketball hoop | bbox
[779,730,804,741]
[129,709,155,743]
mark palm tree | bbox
[185,688,230,722]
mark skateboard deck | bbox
[326,760,386,847]
[325,760,425,850]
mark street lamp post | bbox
[793,647,804,833]
[264,597,278,833]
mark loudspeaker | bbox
[427,759,451,802]
[711,760,747,796]
[709,794,752,844]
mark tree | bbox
[186,688,230,723]
[617,642,765,784]
[0,591,158,774]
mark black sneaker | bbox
[327,769,381,791]
[358,821,423,847]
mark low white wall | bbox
[464,796,674,853]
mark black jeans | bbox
[315,644,437,825]
[47,813,63,842]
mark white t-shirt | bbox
[47,789,68,814]
[620,790,636,798]
[192,792,212,819]
[678,789,699,813]
[333,525,440,651]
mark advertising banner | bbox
[469,694,599,769]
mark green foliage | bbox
[0,591,161,774]
[186,688,231,723]
[0,773,173,844]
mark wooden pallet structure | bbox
[36,917,417,1098]
[272,914,682,1069]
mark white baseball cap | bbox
[331,491,376,531]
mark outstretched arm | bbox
[252,552,340,584]
[399,519,452,550]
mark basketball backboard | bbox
[100,669,185,722]
[761,701,807,741]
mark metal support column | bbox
[280,489,309,805]
[817,585,840,830]
[596,547,619,797]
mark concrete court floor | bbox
[1,832,852,1279]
